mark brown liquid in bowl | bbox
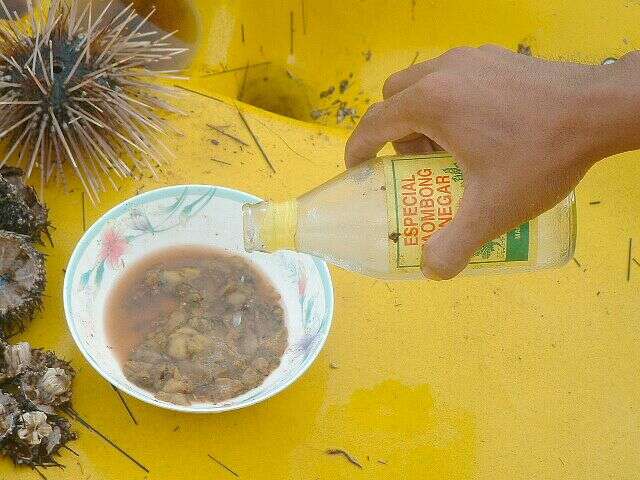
[104,246,287,406]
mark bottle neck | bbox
[243,200,298,253]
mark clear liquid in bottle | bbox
[243,153,577,280]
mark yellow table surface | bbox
[3,1,640,479]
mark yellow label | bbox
[384,154,535,272]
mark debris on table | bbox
[320,86,335,98]
[325,448,363,468]
[627,238,633,282]
[207,124,250,147]
[310,108,331,120]
[335,102,359,124]
[517,43,532,56]
[208,453,239,477]
[311,74,362,126]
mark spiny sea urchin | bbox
[0,0,186,202]
[0,231,45,337]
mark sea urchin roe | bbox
[104,246,287,406]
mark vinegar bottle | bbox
[243,153,577,280]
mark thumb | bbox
[421,188,491,280]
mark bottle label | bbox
[383,154,535,272]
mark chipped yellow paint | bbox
[2,1,640,479]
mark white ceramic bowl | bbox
[63,185,333,413]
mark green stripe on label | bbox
[506,222,529,261]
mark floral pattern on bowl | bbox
[79,189,217,289]
[64,185,334,413]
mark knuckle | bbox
[362,101,383,120]
[478,43,505,53]
[444,46,474,60]
[413,78,433,100]
[417,74,455,102]
[382,73,402,98]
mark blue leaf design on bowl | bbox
[94,261,105,288]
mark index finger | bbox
[345,86,421,167]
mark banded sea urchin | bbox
[0,166,50,243]
[0,231,45,337]
[0,340,77,469]
[0,0,186,202]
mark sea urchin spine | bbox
[0,0,186,202]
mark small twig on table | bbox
[289,11,294,55]
[63,407,149,473]
[211,158,231,166]
[201,61,271,77]
[110,384,138,425]
[33,466,48,480]
[207,124,249,147]
[627,238,633,281]
[208,453,239,477]
[238,62,250,100]
[235,106,276,173]
[62,444,79,456]
[173,85,224,103]
[326,448,363,469]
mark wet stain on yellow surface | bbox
[295,380,477,479]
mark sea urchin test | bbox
[243,153,577,280]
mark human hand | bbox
[345,45,640,279]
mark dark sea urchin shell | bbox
[0,340,76,467]
[0,167,50,244]
[0,232,45,337]
[19,349,74,414]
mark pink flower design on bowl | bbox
[99,228,128,267]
